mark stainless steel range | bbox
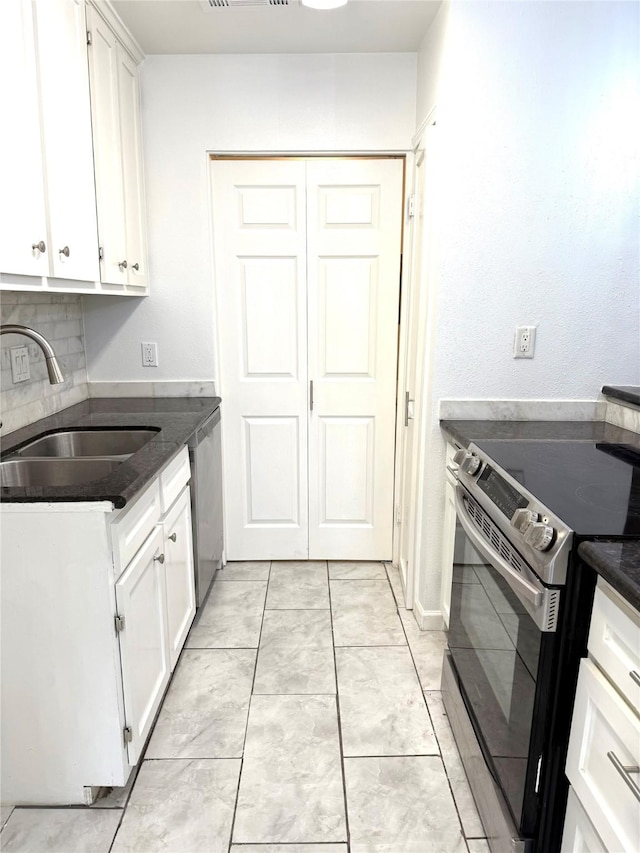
[443,437,640,853]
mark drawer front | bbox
[160,446,191,514]
[111,478,162,576]
[589,582,640,714]
[566,658,640,853]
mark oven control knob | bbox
[511,508,539,532]
[523,522,555,552]
[452,450,482,476]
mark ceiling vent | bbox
[203,0,298,8]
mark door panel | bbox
[212,160,308,560]
[163,487,196,672]
[307,159,403,559]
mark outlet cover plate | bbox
[141,342,158,367]
[10,346,30,382]
[514,326,536,359]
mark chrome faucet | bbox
[0,324,64,384]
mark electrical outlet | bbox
[10,346,30,383]
[514,325,536,359]
[141,342,158,367]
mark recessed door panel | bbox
[320,185,380,228]
[237,185,297,229]
[319,257,378,378]
[320,417,374,525]
[241,257,298,378]
[244,416,300,525]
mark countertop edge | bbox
[602,385,640,409]
[578,541,640,613]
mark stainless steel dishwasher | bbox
[188,406,223,607]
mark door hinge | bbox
[408,193,416,218]
[396,504,402,524]
[114,614,125,634]
[123,726,132,745]
[87,30,92,46]
[98,246,104,261]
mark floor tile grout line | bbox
[328,569,352,853]
[227,560,273,853]
[384,564,478,842]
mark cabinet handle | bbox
[607,751,640,802]
[630,670,640,688]
[118,260,128,271]
[31,240,46,253]
[131,262,139,272]
[59,246,70,258]
[153,553,165,564]
[168,532,177,542]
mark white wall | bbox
[82,52,418,382]
[415,0,640,615]
[415,0,449,129]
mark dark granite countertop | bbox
[0,397,221,508]
[578,541,640,612]
[440,418,640,449]
[602,385,640,408]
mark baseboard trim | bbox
[414,599,445,631]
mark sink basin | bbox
[12,428,158,459]
[0,458,125,487]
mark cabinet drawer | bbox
[566,658,640,853]
[589,581,640,714]
[561,787,608,853]
[159,446,191,514]
[111,477,162,576]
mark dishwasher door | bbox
[188,407,223,607]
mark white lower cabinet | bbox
[0,447,195,804]
[163,487,196,671]
[115,527,170,766]
[561,787,608,852]
[564,580,640,853]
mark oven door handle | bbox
[454,486,544,608]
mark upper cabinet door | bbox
[34,0,100,282]
[0,0,49,277]
[86,4,127,287]
[116,43,148,290]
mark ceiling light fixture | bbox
[300,0,348,9]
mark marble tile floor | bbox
[0,561,488,853]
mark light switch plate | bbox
[10,346,30,383]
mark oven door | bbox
[447,484,562,844]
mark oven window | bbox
[448,520,542,825]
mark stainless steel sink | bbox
[0,458,125,487]
[12,428,158,459]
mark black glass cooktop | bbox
[473,439,640,537]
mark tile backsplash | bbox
[0,293,89,435]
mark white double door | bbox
[212,157,403,561]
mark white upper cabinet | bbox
[34,0,100,282]
[0,0,148,295]
[0,0,54,278]
[0,0,99,283]
[86,2,148,292]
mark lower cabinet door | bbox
[115,527,169,764]
[561,787,609,852]
[163,486,196,671]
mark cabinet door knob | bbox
[32,240,46,253]
[168,532,177,542]
[59,246,70,258]
[131,262,139,272]
[153,553,165,564]
[118,260,128,271]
